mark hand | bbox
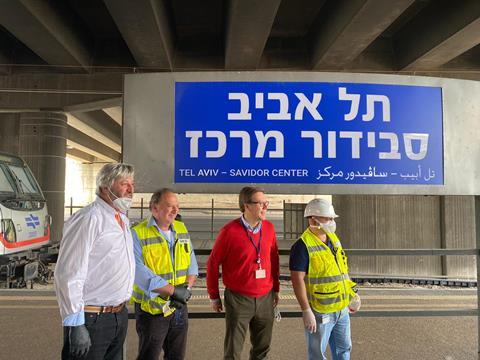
[170,299,184,310]
[348,293,361,314]
[67,325,91,358]
[302,308,317,333]
[211,298,223,312]
[273,292,280,307]
[171,284,192,304]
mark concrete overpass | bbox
[1,0,480,161]
[2,0,480,160]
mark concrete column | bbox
[441,196,476,277]
[0,113,20,153]
[19,112,67,243]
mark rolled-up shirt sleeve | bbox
[54,212,97,325]
[132,229,168,299]
[63,311,84,326]
[188,241,199,276]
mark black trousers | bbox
[62,306,129,360]
[135,303,189,360]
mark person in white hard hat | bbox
[289,198,359,360]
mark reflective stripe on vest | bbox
[308,273,350,284]
[140,237,164,246]
[307,245,328,253]
[130,219,192,315]
[301,228,356,314]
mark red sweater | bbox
[207,218,280,299]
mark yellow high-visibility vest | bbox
[131,219,191,316]
[301,228,356,313]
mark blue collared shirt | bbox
[240,215,262,234]
[133,216,198,299]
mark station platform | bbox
[0,287,476,359]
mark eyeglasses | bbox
[248,201,269,207]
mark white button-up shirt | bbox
[54,196,135,325]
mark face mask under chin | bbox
[108,188,132,213]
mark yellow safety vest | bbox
[301,228,356,314]
[130,219,192,316]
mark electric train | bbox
[0,151,51,287]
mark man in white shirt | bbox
[54,163,135,360]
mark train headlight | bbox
[1,219,16,243]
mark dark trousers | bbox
[62,306,129,360]
[224,289,274,360]
[135,303,189,360]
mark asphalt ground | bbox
[0,286,477,360]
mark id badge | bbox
[255,269,266,279]
[162,301,175,317]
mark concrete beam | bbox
[0,0,91,70]
[225,0,281,69]
[441,45,480,70]
[67,126,120,162]
[312,0,414,70]
[396,0,480,70]
[104,0,174,69]
[103,107,122,126]
[345,38,396,71]
[67,148,96,163]
[0,73,122,110]
[66,113,121,153]
[63,97,122,113]
[173,53,224,71]
[69,110,121,148]
[0,72,122,92]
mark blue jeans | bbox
[305,307,351,360]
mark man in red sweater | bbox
[207,186,280,360]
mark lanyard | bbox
[241,221,263,265]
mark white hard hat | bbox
[304,198,338,218]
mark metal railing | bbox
[65,197,286,244]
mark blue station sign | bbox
[174,82,443,185]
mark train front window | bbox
[0,168,15,193]
[7,165,40,194]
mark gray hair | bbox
[95,163,134,195]
[149,188,175,210]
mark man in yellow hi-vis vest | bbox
[289,199,359,360]
[131,188,198,360]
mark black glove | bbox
[171,284,192,304]
[169,298,184,310]
[67,324,91,358]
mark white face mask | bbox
[108,188,132,214]
[310,219,336,233]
